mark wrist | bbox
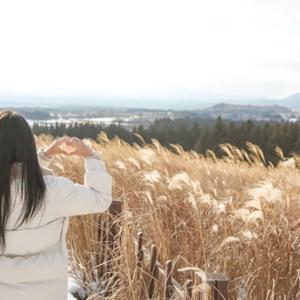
[84,151,101,159]
[83,152,95,158]
[82,147,96,157]
[44,149,54,159]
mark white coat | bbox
[0,150,113,300]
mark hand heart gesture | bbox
[44,136,96,158]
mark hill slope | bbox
[195,103,294,120]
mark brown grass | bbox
[36,133,300,299]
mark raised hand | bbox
[62,137,96,158]
[44,136,71,158]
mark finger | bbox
[51,137,64,148]
[71,137,81,142]
[67,150,79,156]
[66,137,78,145]
[59,149,70,156]
[65,140,72,146]
[57,136,70,145]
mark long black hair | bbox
[0,111,46,251]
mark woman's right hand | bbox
[64,137,96,158]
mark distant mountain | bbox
[281,93,300,108]
[253,93,300,109]
[205,103,292,114]
[194,103,294,121]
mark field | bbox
[36,133,300,300]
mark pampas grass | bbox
[35,133,300,299]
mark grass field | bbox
[36,133,300,299]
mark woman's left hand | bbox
[44,136,70,158]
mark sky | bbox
[0,0,299,104]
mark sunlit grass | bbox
[36,133,300,299]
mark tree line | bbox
[32,117,300,164]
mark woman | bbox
[0,111,113,300]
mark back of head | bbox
[0,111,46,252]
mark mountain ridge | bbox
[204,102,293,113]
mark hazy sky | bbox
[0,0,299,101]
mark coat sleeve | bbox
[50,158,113,217]
[37,148,55,175]
[37,148,53,168]
[37,147,113,218]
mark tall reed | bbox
[36,133,300,299]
